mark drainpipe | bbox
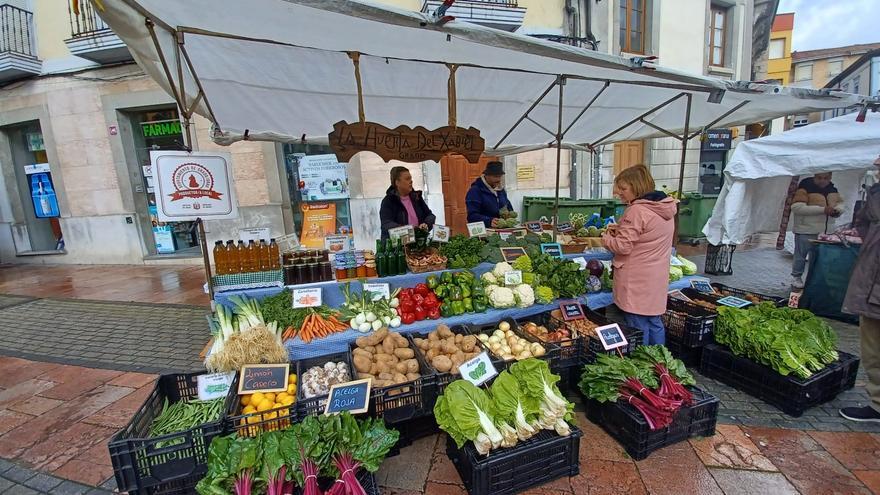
[583,0,598,48]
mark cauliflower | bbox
[488,286,516,308]
[535,286,555,305]
[511,255,532,272]
[513,284,535,308]
[481,271,499,285]
[492,262,514,279]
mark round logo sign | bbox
[168,163,222,202]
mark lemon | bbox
[250,392,265,405]
[281,396,295,406]
[276,392,290,402]
[256,399,274,412]
[246,415,261,425]
[287,383,297,395]
[275,408,289,417]
[240,395,251,407]
[289,373,298,383]
[263,392,276,403]
[242,405,257,415]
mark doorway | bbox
[613,140,644,174]
[440,155,497,235]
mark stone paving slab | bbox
[0,296,35,310]
[0,458,110,495]
[0,298,208,374]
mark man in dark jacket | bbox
[840,155,880,423]
[466,161,514,228]
[379,166,436,240]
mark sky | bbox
[777,0,880,52]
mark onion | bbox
[499,321,511,331]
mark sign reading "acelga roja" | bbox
[328,121,485,164]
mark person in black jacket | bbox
[379,166,436,240]
[466,161,514,227]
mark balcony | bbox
[64,1,131,64]
[529,34,598,51]
[0,5,41,83]
[421,0,526,32]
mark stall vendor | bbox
[790,172,843,289]
[466,161,514,228]
[602,165,676,345]
[379,166,436,240]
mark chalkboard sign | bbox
[525,221,543,233]
[238,363,290,394]
[717,296,752,308]
[690,279,715,294]
[556,222,574,233]
[500,247,527,263]
[324,378,372,415]
[595,323,628,350]
[559,300,585,321]
[540,243,563,258]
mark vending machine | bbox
[24,165,60,218]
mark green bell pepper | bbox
[472,285,486,298]
[463,297,474,313]
[440,302,454,318]
[434,285,448,299]
[448,286,463,301]
[473,295,487,306]
[426,275,440,290]
[460,285,472,298]
[451,300,465,316]
[440,271,454,284]
[473,300,487,313]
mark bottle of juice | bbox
[213,241,226,275]
[246,239,258,272]
[269,239,280,270]
[225,240,238,274]
[257,239,269,271]
[236,240,247,273]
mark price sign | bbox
[237,364,290,394]
[432,225,451,243]
[668,289,693,302]
[363,283,391,301]
[572,257,588,270]
[460,352,498,386]
[293,287,322,308]
[526,221,543,233]
[556,222,574,233]
[595,323,629,350]
[239,227,271,243]
[788,291,801,308]
[504,270,523,286]
[324,378,372,415]
[717,296,752,308]
[669,255,685,267]
[540,243,563,258]
[389,225,415,244]
[197,372,235,400]
[690,279,715,294]
[324,234,352,253]
[467,221,487,237]
[500,247,527,263]
[498,232,512,241]
[559,300,585,321]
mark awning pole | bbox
[676,93,693,197]
[587,92,686,148]
[553,76,565,242]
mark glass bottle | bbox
[269,239,281,270]
[397,238,407,274]
[225,240,238,275]
[213,241,225,275]
[375,239,385,277]
[257,239,269,271]
[237,240,247,273]
[384,239,396,276]
[246,240,258,272]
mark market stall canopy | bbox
[97,0,876,153]
[703,111,880,245]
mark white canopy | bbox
[96,0,875,154]
[703,111,880,245]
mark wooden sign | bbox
[238,364,290,394]
[541,243,563,258]
[595,323,628,350]
[324,378,372,415]
[559,300,585,321]
[328,121,485,163]
[500,247,527,263]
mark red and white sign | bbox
[151,151,238,221]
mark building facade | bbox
[822,48,880,120]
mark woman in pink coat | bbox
[602,165,677,345]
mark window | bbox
[853,75,861,94]
[708,6,726,66]
[795,64,812,82]
[769,38,784,59]
[619,0,646,54]
[828,59,843,77]
[793,115,810,127]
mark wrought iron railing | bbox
[530,34,599,51]
[424,0,520,9]
[0,5,37,57]
[68,0,111,39]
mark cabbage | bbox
[677,255,697,275]
[490,371,538,441]
[669,265,683,282]
[434,381,504,454]
[509,359,573,434]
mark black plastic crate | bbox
[467,317,559,370]
[224,363,297,437]
[394,415,443,450]
[665,336,704,368]
[408,326,494,400]
[109,372,226,495]
[446,426,582,495]
[700,344,859,417]
[296,352,356,417]
[579,309,643,365]
[662,297,716,347]
[705,243,735,275]
[710,283,787,307]
[306,469,379,495]
[351,337,438,424]
[515,311,582,372]
[586,387,718,461]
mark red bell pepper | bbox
[400,312,416,325]
[399,299,415,314]
[402,288,415,298]
[428,307,441,320]
[414,283,431,296]
[424,293,440,309]
[413,293,425,306]
[414,305,427,321]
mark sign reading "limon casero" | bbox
[328,121,485,164]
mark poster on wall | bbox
[149,205,176,254]
[151,151,238,222]
[298,154,349,201]
[300,202,337,249]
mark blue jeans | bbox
[624,313,666,346]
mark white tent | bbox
[96,0,874,155]
[703,111,880,246]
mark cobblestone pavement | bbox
[0,296,35,310]
[0,298,207,374]
[0,458,113,495]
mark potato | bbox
[353,355,372,373]
[372,379,390,388]
[405,359,419,374]
[432,355,453,372]
[352,348,372,359]
[395,362,409,374]
[374,353,394,363]
[429,340,441,350]
[364,345,377,354]
[414,338,427,349]
[405,372,420,381]
[437,324,453,338]
[379,372,395,381]
[355,336,368,348]
[392,373,408,385]
[381,337,396,355]
[377,363,392,375]
[394,348,414,359]
[455,333,463,343]
[461,341,476,353]
[357,372,372,380]
[428,332,439,342]
[369,363,379,375]
[441,342,458,355]
[426,348,438,361]
[450,353,465,367]
[394,334,408,348]
[363,328,388,347]
[451,364,461,375]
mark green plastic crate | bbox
[677,193,718,241]
[521,197,608,223]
